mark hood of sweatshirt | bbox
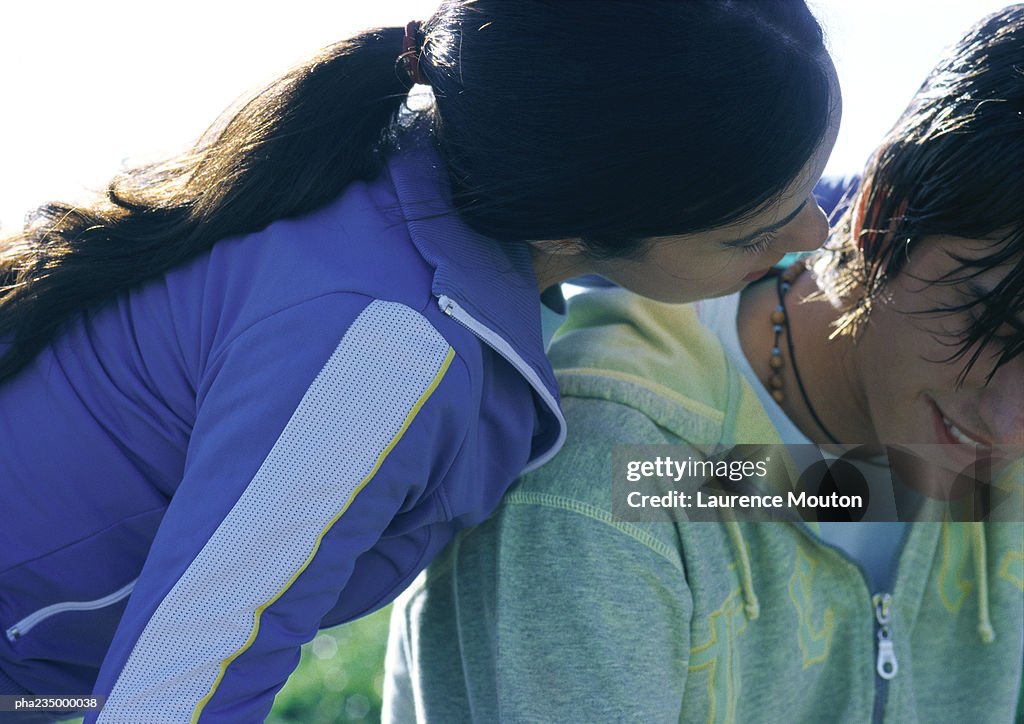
[545,285,1003,642]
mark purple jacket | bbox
[0,128,565,721]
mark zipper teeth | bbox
[5,579,137,642]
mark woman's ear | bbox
[528,238,587,256]
[527,238,592,291]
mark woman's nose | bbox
[780,196,830,253]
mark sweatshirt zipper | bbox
[789,521,909,724]
[871,592,898,722]
[873,593,898,679]
[5,579,137,642]
[438,295,566,474]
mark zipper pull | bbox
[873,593,898,680]
[438,295,455,316]
[6,627,20,642]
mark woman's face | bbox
[587,63,842,305]
[852,236,1024,473]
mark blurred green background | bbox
[267,606,391,723]
[58,606,391,724]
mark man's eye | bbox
[966,311,1022,344]
[992,320,1022,340]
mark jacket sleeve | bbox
[384,405,694,724]
[87,294,471,723]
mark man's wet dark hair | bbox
[814,4,1024,383]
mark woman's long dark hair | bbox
[0,0,833,384]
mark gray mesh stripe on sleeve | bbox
[98,300,454,722]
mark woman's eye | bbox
[741,232,777,255]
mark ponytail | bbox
[1,1,837,384]
[0,26,409,383]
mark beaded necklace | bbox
[769,261,843,446]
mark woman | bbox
[0,2,840,720]
[385,6,1023,722]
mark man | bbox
[384,7,1024,722]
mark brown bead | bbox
[769,374,784,389]
[771,390,785,403]
[782,262,804,283]
[769,355,784,370]
[770,310,786,325]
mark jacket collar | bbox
[385,126,565,469]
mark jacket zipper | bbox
[5,579,137,642]
[438,294,566,474]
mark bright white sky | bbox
[0,0,1013,232]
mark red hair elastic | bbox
[401,21,427,87]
